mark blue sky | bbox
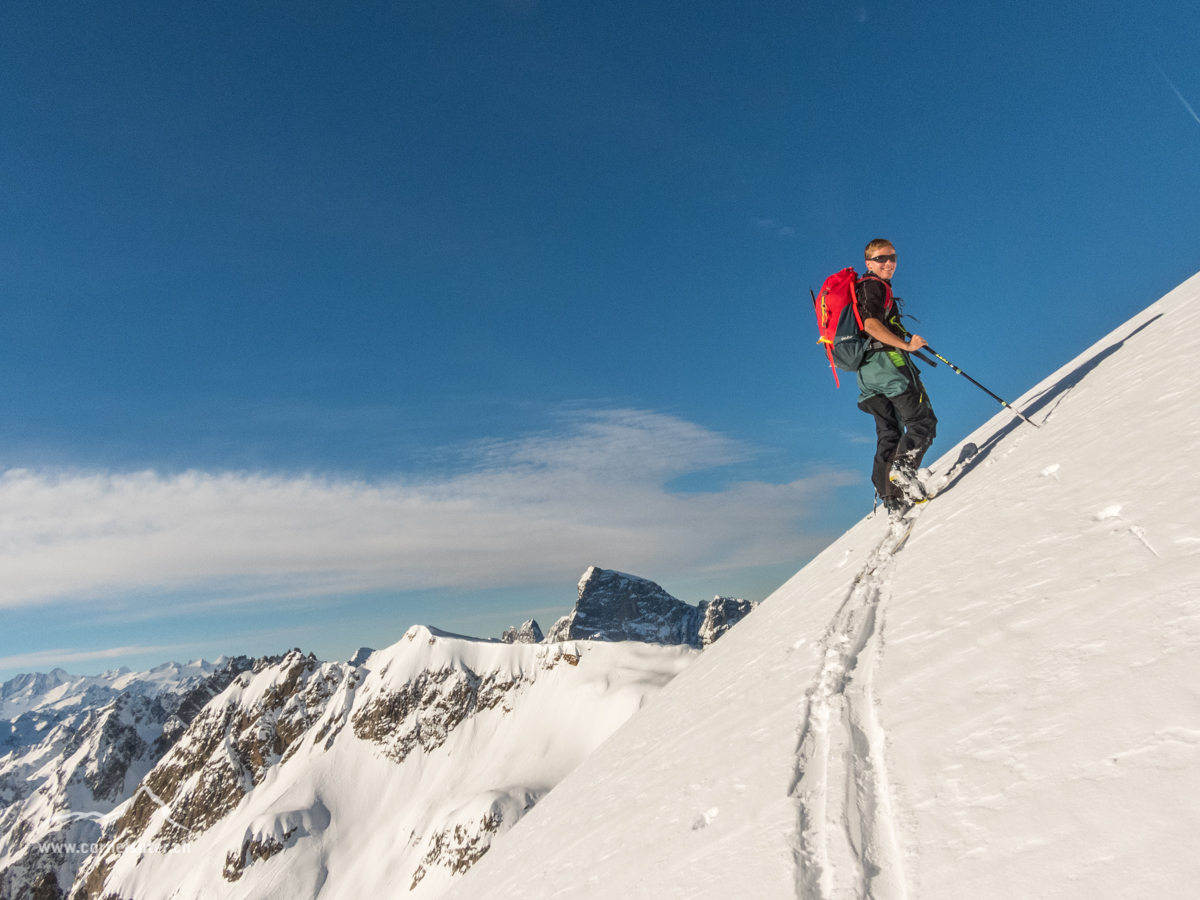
[2,0,1198,679]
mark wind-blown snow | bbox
[448,270,1200,899]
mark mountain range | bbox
[1,570,752,900]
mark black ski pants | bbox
[858,374,937,499]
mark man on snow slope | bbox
[855,238,938,514]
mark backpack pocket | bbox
[830,304,870,371]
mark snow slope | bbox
[449,270,1200,900]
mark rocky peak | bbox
[697,596,758,648]
[348,647,375,667]
[500,620,543,644]
[544,567,756,648]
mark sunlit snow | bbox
[449,271,1200,899]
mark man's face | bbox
[865,246,897,279]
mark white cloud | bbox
[0,645,183,671]
[0,409,855,608]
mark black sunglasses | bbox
[867,253,897,263]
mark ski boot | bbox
[882,494,909,520]
[889,461,928,504]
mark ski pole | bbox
[924,346,1039,429]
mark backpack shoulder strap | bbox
[843,272,864,330]
[856,274,894,312]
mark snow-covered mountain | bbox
[1,661,230,727]
[447,272,1200,900]
[0,565,750,900]
[0,658,255,900]
[71,630,697,900]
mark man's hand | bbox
[863,317,927,352]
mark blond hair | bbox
[864,239,895,258]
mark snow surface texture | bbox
[73,628,697,900]
[449,271,1200,899]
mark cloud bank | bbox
[0,645,183,671]
[0,410,854,608]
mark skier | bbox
[854,239,937,514]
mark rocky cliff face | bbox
[70,649,341,898]
[545,568,757,648]
[0,658,253,900]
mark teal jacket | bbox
[856,347,913,402]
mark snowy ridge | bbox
[448,270,1200,900]
[72,626,699,900]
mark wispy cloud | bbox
[0,645,183,671]
[753,218,796,238]
[0,410,854,609]
[1156,64,1200,127]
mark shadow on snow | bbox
[936,313,1164,497]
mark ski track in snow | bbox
[790,450,977,900]
[789,512,911,900]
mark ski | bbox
[871,441,980,559]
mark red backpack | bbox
[812,268,892,386]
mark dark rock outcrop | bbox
[352,665,523,764]
[544,568,757,648]
[697,597,758,648]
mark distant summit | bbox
[545,567,756,648]
[500,619,543,644]
[348,646,375,666]
[697,596,758,647]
